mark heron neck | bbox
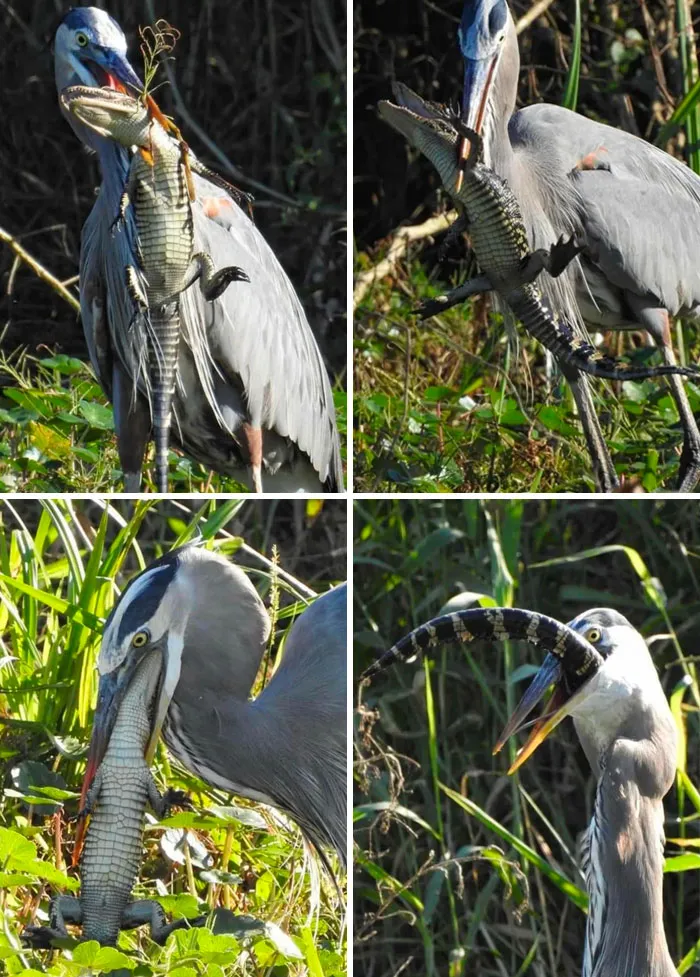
[164,683,344,858]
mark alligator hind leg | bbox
[22,895,82,947]
[186,253,250,301]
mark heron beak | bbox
[457,55,498,190]
[87,50,143,94]
[493,652,595,773]
[72,650,151,865]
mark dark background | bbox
[354,499,700,977]
[354,0,697,254]
[0,0,346,376]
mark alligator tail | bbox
[149,305,180,493]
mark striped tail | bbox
[512,289,700,381]
[150,305,180,493]
[362,607,602,682]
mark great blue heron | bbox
[54,8,343,493]
[495,608,678,976]
[363,605,679,975]
[75,545,347,873]
[457,0,700,491]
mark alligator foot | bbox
[161,788,193,813]
[189,252,250,302]
[547,234,583,278]
[416,273,493,319]
[22,925,67,949]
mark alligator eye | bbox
[75,31,89,47]
[585,627,601,644]
[132,630,149,648]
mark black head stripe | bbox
[106,545,193,644]
[568,608,633,631]
[362,607,604,682]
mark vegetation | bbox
[0,351,346,493]
[0,498,346,976]
[0,0,346,492]
[354,499,700,977]
[354,0,700,492]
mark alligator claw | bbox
[162,788,193,812]
[548,234,582,278]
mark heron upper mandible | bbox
[496,609,678,976]
[75,546,347,873]
[54,8,343,493]
[458,0,700,492]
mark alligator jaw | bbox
[378,95,461,196]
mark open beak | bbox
[456,55,498,190]
[493,652,594,774]
[85,50,143,95]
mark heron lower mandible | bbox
[496,609,678,977]
[458,0,700,491]
[54,8,343,493]
[75,545,347,873]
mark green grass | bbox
[354,261,700,492]
[0,498,346,977]
[0,352,347,493]
[354,500,700,977]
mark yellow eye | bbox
[586,627,601,644]
[75,32,89,47]
[132,630,149,648]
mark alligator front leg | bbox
[416,273,494,320]
[22,895,82,948]
[185,253,250,301]
[516,234,582,284]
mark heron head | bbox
[54,7,142,96]
[493,608,659,772]
[457,0,516,178]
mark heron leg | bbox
[416,274,493,319]
[561,367,619,491]
[626,301,700,492]
[112,364,150,493]
[242,422,264,493]
[186,253,250,302]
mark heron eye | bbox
[75,31,89,47]
[586,627,601,644]
[132,630,149,648]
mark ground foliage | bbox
[0,0,346,491]
[354,499,700,977]
[353,0,700,492]
[0,498,347,977]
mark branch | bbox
[0,226,80,313]
[353,212,456,310]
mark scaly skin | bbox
[60,86,250,493]
[379,83,700,383]
[23,654,184,949]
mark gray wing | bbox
[179,173,343,487]
[512,104,700,318]
[254,583,347,859]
